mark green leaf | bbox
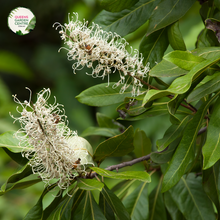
[0,50,33,79]
[149,176,167,220]
[93,126,134,163]
[25,16,36,31]
[74,191,107,220]
[164,191,184,220]
[146,0,196,35]
[163,51,205,71]
[202,161,220,216]
[143,56,220,105]
[162,91,220,192]
[167,21,186,51]
[151,138,180,164]
[149,60,188,78]
[192,46,220,59]
[101,185,131,220]
[77,179,104,191]
[91,167,151,182]
[203,95,220,169]
[133,129,151,160]
[2,147,28,165]
[24,184,58,220]
[81,127,120,138]
[187,72,220,103]
[139,28,169,68]
[196,29,219,48]
[76,83,132,107]
[93,0,160,37]
[156,115,191,151]
[99,191,116,220]
[123,182,149,220]
[168,174,215,220]
[97,0,139,12]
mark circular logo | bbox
[8,7,36,35]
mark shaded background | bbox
[0,0,204,219]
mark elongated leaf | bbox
[73,191,107,220]
[143,56,220,105]
[164,191,184,220]
[157,115,191,151]
[91,167,151,182]
[203,95,220,169]
[163,51,205,71]
[139,27,169,68]
[101,185,131,220]
[149,176,167,220]
[99,191,115,220]
[167,21,186,51]
[93,0,160,37]
[169,174,215,220]
[123,182,149,220]
[97,0,139,12]
[76,83,132,107]
[24,184,58,220]
[187,72,220,103]
[77,179,104,191]
[93,126,134,163]
[133,129,151,160]
[202,161,220,216]
[81,127,120,138]
[192,47,220,59]
[146,0,197,35]
[149,60,188,77]
[162,91,220,192]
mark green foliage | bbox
[2,0,220,219]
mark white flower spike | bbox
[53,12,150,96]
[10,88,94,189]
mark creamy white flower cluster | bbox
[54,12,150,96]
[11,88,93,189]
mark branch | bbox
[88,126,207,178]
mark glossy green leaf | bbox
[203,95,220,169]
[192,46,220,59]
[149,176,167,220]
[163,51,205,71]
[157,115,190,151]
[76,83,132,107]
[151,138,180,164]
[0,165,33,195]
[24,184,58,220]
[0,50,33,79]
[162,91,220,192]
[91,167,151,182]
[133,129,151,160]
[99,191,115,220]
[0,130,31,153]
[77,179,104,191]
[2,147,28,165]
[143,56,220,105]
[202,161,220,216]
[123,182,149,220]
[97,0,139,12]
[139,27,169,68]
[167,21,186,51]
[164,191,184,220]
[149,60,188,77]
[101,185,131,220]
[168,174,215,220]
[93,0,160,37]
[81,127,120,138]
[187,72,220,103]
[73,191,107,220]
[93,126,134,163]
[146,0,196,35]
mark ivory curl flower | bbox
[10,88,94,189]
[53,12,150,96]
